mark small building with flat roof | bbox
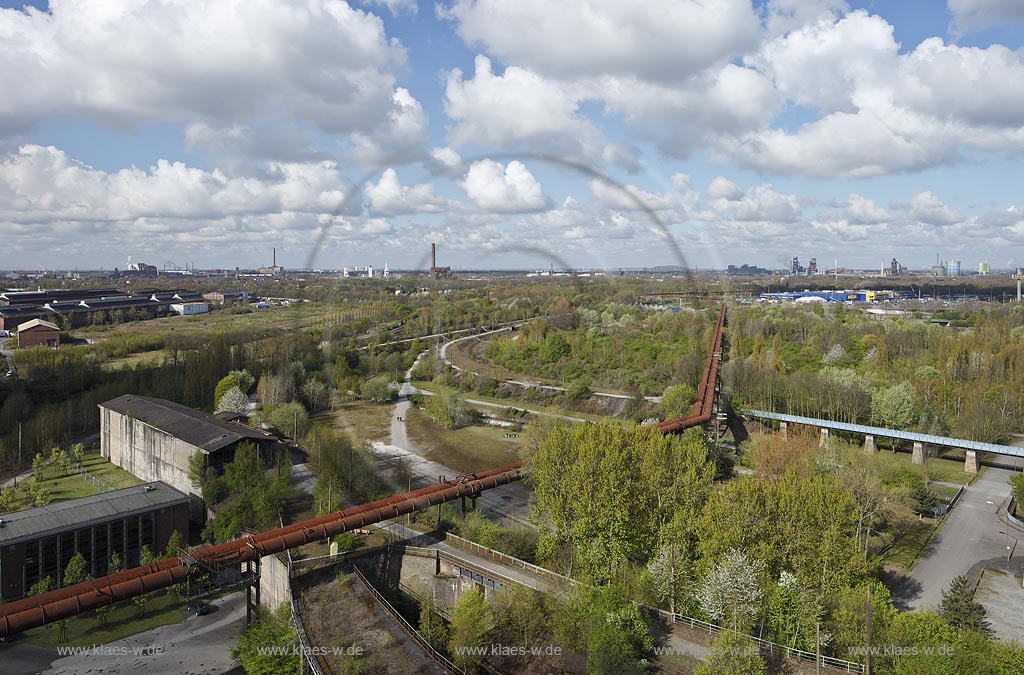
[0,481,188,599]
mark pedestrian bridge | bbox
[744,409,1024,473]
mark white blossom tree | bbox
[697,548,764,631]
[215,386,250,416]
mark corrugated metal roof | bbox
[100,394,275,453]
[0,481,187,545]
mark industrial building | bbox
[171,301,209,315]
[0,481,188,599]
[202,289,250,305]
[99,395,278,520]
[16,318,60,349]
[428,242,453,280]
[760,290,913,303]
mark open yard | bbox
[2,450,143,512]
[404,405,521,473]
[315,399,393,444]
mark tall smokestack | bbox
[432,242,436,269]
[273,247,276,268]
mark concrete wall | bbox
[259,552,292,611]
[100,407,205,520]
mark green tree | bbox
[29,576,53,596]
[418,599,449,653]
[270,401,309,439]
[231,604,301,675]
[109,551,122,574]
[870,382,917,430]
[661,383,696,418]
[214,373,241,408]
[32,452,45,480]
[230,369,255,394]
[696,548,764,631]
[300,378,328,411]
[450,587,492,673]
[49,446,69,478]
[940,575,992,636]
[695,630,767,675]
[188,450,207,491]
[1011,473,1024,510]
[361,374,397,403]
[64,551,90,587]
[70,442,86,470]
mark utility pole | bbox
[816,621,821,675]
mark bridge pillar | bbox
[964,450,978,474]
[912,442,925,465]
[863,434,876,454]
[819,428,829,448]
[779,421,788,440]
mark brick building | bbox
[16,318,60,349]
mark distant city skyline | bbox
[1,1,1023,271]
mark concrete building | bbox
[202,290,250,305]
[0,482,188,599]
[16,318,60,349]
[170,301,209,315]
[99,395,278,520]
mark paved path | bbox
[906,457,1024,610]
[36,591,246,675]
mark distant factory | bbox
[428,243,453,280]
[760,290,915,304]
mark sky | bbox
[1,0,1024,272]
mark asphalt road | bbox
[906,458,1024,610]
[39,591,247,675]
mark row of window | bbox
[21,512,156,592]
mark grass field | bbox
[876,517,940,571]
[413,381,608,423]
[314,400,393,444]
[868,445,978,485]
[25,590,187,649]
[101,349,171,370]
[404,405,521,473]
[3,450,143,512]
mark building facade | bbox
[17,318,60,349]
[0,482,188,599]
[99,395,277,520]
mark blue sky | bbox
[1,0,1024,272]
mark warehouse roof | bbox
[100,395,275,453]
[17,318,60,332]
[0,481,187,546]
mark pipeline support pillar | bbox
[912,442,925,465]
[864,435,876,454]
[819,428,829,448]
[964,450,978,474]
[779,421,788,440]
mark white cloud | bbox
[601,143,643,175]
[350,88,430,167]
[733,10,1024,177]
[907,191,964,225]
[843,194,889,224]
[444,56,591,148]
[460,159,548,212]
[431,147,464,172]
[362,0,418,15]
[949,0,1024,32]
[763,0,849,36]
[364,168,453,215]
[588,180,680,212]
[706,177,744,201]
[0,0,404,139]
[439,0,759,82]
[703,184,803,223]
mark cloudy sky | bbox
[2,0,1023,272]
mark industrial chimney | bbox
[432,242,436,269]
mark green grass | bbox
[25,591,187,649]
[314,400,393,443]
[413,381,607,422]
[101,349,170,371]
[867,445,977,485]
[404,405,521,474]
[3,451,143,512]
[877,517,941,571]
